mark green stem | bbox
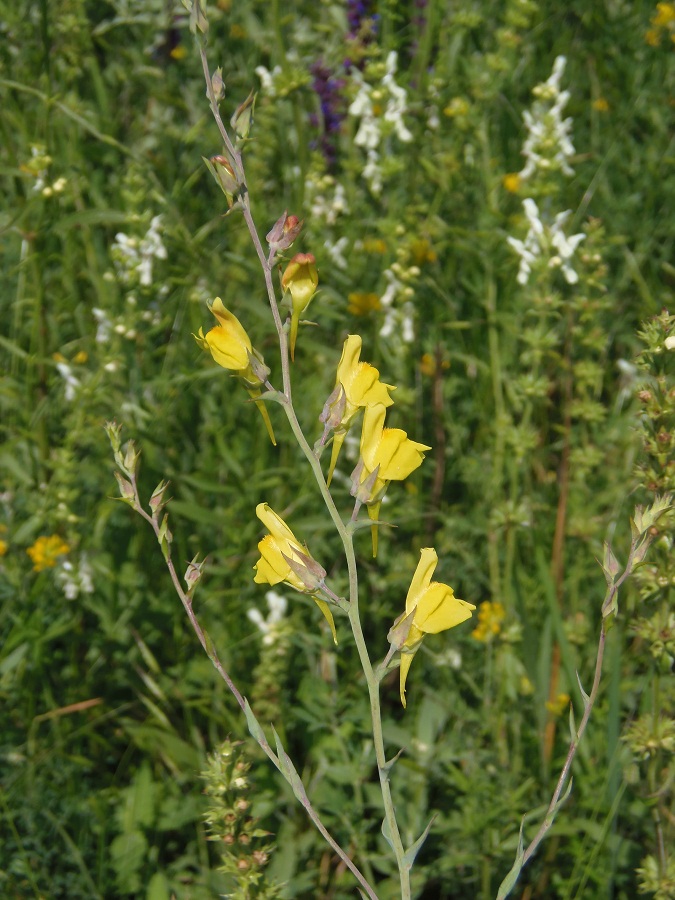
[197,38,389,898]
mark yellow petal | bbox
[247,389,277,446]
[399,647,418,708]
[375,427,430,480]
[326,431,346,486]
[289,308,300,361]
[255,503,299,545]
[204,324,251,369]
[313,597,338,644]
[405,548,438,616]
[360,403,387,464]
[367,501,381,558]
[349,362,395,409]
[413,582,476,633]
[253,535,305,591]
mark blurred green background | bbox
[1,0,674,897]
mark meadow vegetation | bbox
[1,1,674,897]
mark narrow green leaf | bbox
[576,670,590,708]
[496,817,525,899]
[243,699,269,750]
[381,816,394,852]
[403,815,435,870]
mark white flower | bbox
[56,362,80,402]
[519,55,575,181]
[56,555,95,600]
[92,307,112,344]
[324,236,349,269]
[255,65,281,96]
[248,590,288,646]
[507,198,585,285]
[348,52,411,191]
[665,336,675,351]
[382,52,413,144]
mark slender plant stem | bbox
[520,544,637,869]
[125,467,378,900]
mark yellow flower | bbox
[253,503,337,642]
[471,601,506,642]
[26,535,70,572]
[73,351,88,364]
[281,253,319,360]
[326,335,395,485]
[347,292,381,316]
[194,297,253,371]
[391,548,475,707]
[410,238,437,265]
[545,692,571,717]
[194,298,276,445]
[654,2,675,26]
[502,173,521,193]
[0,539,8,557]
[355,403,430,556]
[362,238,387,254]
[592,97,610,112]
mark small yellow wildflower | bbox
[169,45,188,60]
[419,353,448,378]
[654,2,675,26]
[592,97,610,112]
[348,292,381,315]
[52,352,67,363]
[410,238,437,265]
[73,351,88,364]
[26,535,70,572]
[645,27,661,45]
[502,173,521,193]
[443,97,470,118]
[545,692,571,717]
[362,238,387,254]
[0,539,8,557]
[229,23,246,39]
[471,601,506,642]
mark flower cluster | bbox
[310,60,346,168]
[471,600,506,642]
[247,590,288,647]
[26,535,70,572]
[111,215,167,288]
[507,198,585,285]
[348,52,413,193]
[645,2,675,46]
[55,554,95,600]
[519,55,575,182]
